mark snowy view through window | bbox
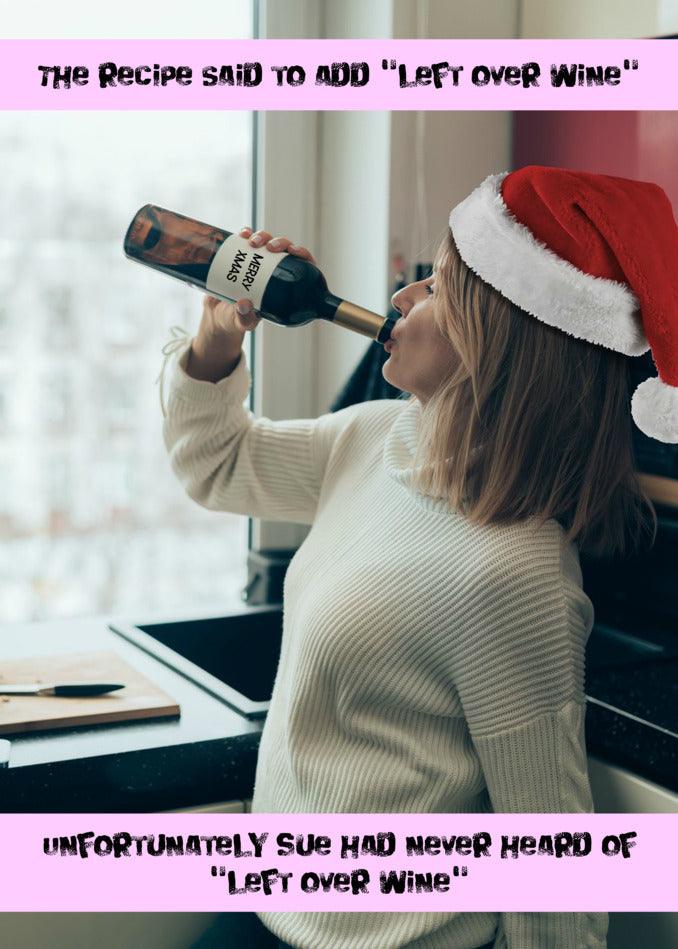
[0,109,253,622]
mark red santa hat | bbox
[449,165,678,444]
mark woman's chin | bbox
[382,361,403,390]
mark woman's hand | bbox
[241,225,317,266]
[203,226,318,333]
[186,226,316,383]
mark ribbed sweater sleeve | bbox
[448,541,607,948]
[161,339,359,525]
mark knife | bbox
[0,683,125,697]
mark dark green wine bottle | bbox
[123,205,395,344]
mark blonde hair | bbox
[410,232,657,559]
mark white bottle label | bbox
[205,234,289,310]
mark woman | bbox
[163,165,676,948]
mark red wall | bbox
[512,112,678,212]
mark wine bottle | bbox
[123,205,396,345]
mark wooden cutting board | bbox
[0,650,180,736]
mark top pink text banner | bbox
[0,39,676,110]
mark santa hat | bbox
[449,165,678,444]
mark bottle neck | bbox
[318,292,344,320]
[321,292,395,343]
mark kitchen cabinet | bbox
[589,756,678,949]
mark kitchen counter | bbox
[0,615,263,812]
[585,657,677,794]
[583,600,678,795]
[0,611,676,811]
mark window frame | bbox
[249,0,323,556]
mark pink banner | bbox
[0,812,675,912]
[0,39,675,110]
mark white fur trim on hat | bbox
[449,171,649,357]
[631,376,678,443]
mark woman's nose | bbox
[391,286,410,315]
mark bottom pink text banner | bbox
[0,812,675,913]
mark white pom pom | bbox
[631,376,678,444]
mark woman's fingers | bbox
[234,298,261,332]
[265,236,316,263]
[238,227,316,263]
[287,243,316,263]
[247,229,273,247]
[202,294,225,319]
[265,236,293,252]
[205,224,315,332]
[202,293,259,333]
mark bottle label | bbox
[205,234,289,310]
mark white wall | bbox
[321,0,393,38]
[389,0,517,273]
[314,111,392,411]
[314,4,394,412]
[313,0,519,411]
[388,112,514,274]
[520,0,678,37]
[1,0,252,37]
[394,0,520,38]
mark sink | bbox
[109,609,673,720]
[109,606,283,719]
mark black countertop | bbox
[0,610,676,811]
[584,654,678,793]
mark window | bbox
[0,4,256,621]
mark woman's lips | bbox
[384,337,398,353]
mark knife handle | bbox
[53,684,124,696]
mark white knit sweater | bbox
[162,340,608,949]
